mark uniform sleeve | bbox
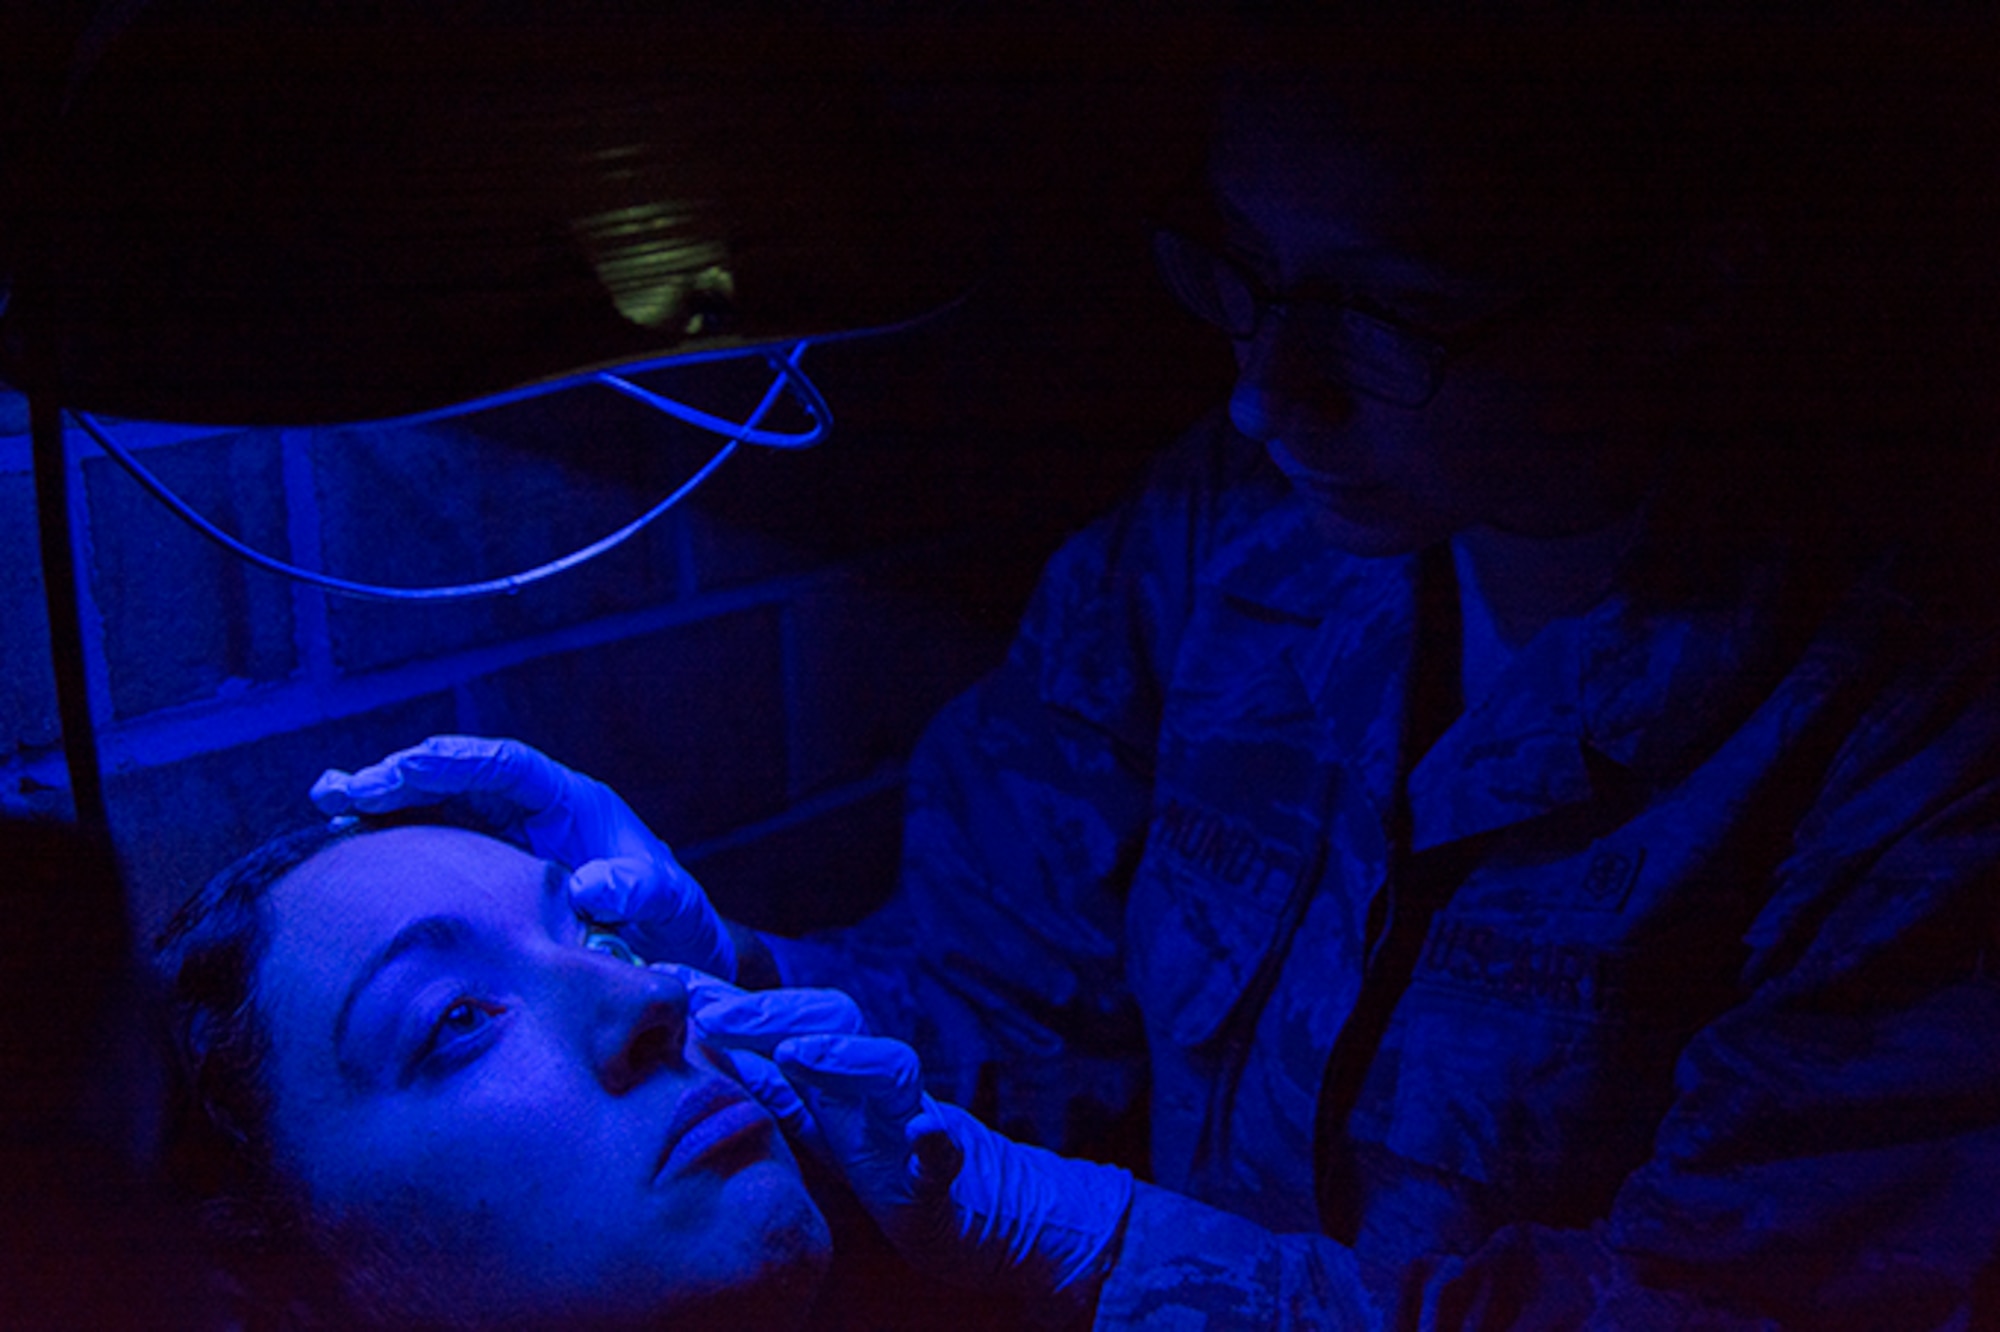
[1589,620,2000,1331]
[1091,1183,1381,1330]
[1093,1184,1771,1331]
[1093,625,2000,1331]
[1093,941,1998,1328]
[764,414,1282,1151]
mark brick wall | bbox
[1,37,1236,945]
[0,343,1058,945]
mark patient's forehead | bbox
[261,827,553,1000]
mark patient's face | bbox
[256,826,829,1329]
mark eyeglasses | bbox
[1151,225,1567,410]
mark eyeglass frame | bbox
[1150,223,1630,410]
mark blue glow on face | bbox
[254,826,829,1325]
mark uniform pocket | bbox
[1127,792,1319,1048]
[1365,918,1692,1200]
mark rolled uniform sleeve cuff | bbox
[1092,1183,1377,1331]
[724,921,783,990]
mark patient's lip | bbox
[653,1077,772,1181]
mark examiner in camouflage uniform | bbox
[318,23,2000,1330]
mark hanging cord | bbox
[69,341,827,603]
[594,357,830,450]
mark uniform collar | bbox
[1410,548,1803,851]
[1208,495,1806,853]
[1207,495,1421,827]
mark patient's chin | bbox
[692,1174,834,1332]
[328,1178,832,1332]
[753,1184,835,1326]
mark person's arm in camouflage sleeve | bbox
[761,413,1284,1150]
[1094,941,1999,1329]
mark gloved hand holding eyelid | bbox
[310,735,737,980]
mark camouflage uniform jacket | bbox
[768,414,2000,1329]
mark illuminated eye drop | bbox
[582,927,642,966]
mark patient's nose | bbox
[590,963,689,1094]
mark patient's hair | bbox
[153,805,519,1330]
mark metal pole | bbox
[29,387,107,830]
[16,12,111,830]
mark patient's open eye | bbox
[412,994,505,1077]
[582,926,641,966]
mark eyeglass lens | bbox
[1152,229,1443,408]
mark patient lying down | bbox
[156,817,833,1331]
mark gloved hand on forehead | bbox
[311,735,737,981]
[685,972,1134,1327]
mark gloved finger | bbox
[775,1035,929,1211]
[310,765,385,816]
[775,1033,926,1120]
[310,735,567,817]
[568,854,703,928]
[307,735,674,891]
[907,1097,967,1190]
[572,856,734,977]
[313,738,740,970]
[528,785,657,870]
[651,960,738,1011]
[694,988,870,1055]
[709,1048,822,1156]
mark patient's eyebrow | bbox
[540,859,571,938]
[334,915,475,1053]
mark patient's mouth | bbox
[654,1077,773,1181]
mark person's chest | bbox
[1124,534,1870,1239]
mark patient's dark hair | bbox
[153,804,524,1330]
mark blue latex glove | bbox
[688,976,1134,1326]
[311,735,737,980]
[668,965,869,1159]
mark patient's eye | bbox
[412,993,504,1078]
[582,926,641,966]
